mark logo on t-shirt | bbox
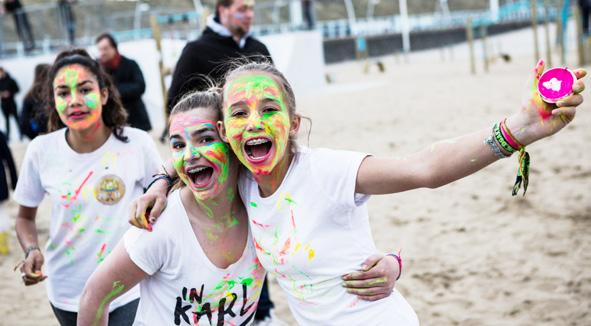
[94,174,125,205]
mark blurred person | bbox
[96,33,152,132]
[14,49,161,325]
[57,0,76,45]
[1,0,35,52]
[0,130,17,255]
[20,63,50,140]
[302,0,315,30]
[164,1,277,322]
[0,67,22,140]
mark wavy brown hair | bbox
[46,48,128,142]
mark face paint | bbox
[223,74,291,176]
[53,65,103,130]
[169,111,231,201]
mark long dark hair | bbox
[26,63,50,101]
[46,48,128,142]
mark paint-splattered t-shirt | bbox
[14,127,161,312]
[239,147,419,325]
[124,189,265,326]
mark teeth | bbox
[187,166,208,173]
[246,138,269,145]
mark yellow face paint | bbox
[223,74,291,176]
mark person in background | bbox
[20,63,50,140]
[96,33,152,132]
[0,67,22,140]
[0,130,17,255]
[1,0,35,52]
[57,0,76,45]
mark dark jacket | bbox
[167,26,273,113]
[103,55,152,131]
[20,95,48,140]
[0,73,19,112]
[3,0,22,13]
[0,131,17,201]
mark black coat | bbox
[103,56,152,131]
[0,73,19,113]
[20,95,48,140]
[167,26,273,113]
[0,131,17,202]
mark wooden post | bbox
[543,0,553,67]
[466,18,476,74]
[531,0,540,62]
[574,4,585,65]
[481,24,489,73]
[150,15,169,120]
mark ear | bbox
[217,121,229,143]
[289,114,301,137]
[100,88,109,105]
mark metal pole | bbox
[400,0,411,53]
[531,0,540,62]
[574,3,585,65]
[556,0,565,65]
[490,0,499,22]
[543,0,553,67]
[150,15,168,121]
[481,24,489,73]
[466,18,476,74]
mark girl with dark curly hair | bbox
[13,49,161,326]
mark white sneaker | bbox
[252,309,289,326]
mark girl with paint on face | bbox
[78,90,266,326]
[13,49,161,326]
[145,59,586,324]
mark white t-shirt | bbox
[238,147,419,325]
[124,189,266,326]
[14,127,161,312]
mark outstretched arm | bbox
[78,242,147,326]
[357,61,585,195]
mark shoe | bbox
[0,231,9,255]
[253,309,288,326]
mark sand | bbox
[1,25,590,325]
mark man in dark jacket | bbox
[0,67,22,140]
[166,0,273,115]
[2,0,35,52]
[96,33,152,131]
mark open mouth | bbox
[68,110,89,121]
[186,166,214,188]
[244,137,273,163]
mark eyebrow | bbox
[54,80,94,90]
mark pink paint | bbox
[537,67,576,103]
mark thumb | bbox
[360,254,383,271]
[532,59,545,90]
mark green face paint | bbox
[223,74,291,176]
[53,65,103,130]
[169,111,232,201]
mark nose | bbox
[246,111,263,132]
[184,145,201,161]
[69,90,83,108]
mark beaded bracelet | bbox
[493,123,517,154]
[24,245,40,259]
[386,251,402,281]
[484,135,510,159]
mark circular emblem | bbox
[94,174,126,205]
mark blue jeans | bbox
[50,298,139,326]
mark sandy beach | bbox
[1,25,590,325]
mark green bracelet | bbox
[493,123,516,154]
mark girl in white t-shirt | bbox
[14,49,161,325]
[78,90,267,326]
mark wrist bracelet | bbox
[485,135,510,159]
[493,123,517,154]
[145,173,173,193]
[500,119,523,150]
[24,245,40,259]
[386,251,402,281]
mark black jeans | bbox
[50,298,139,326]
[11,9,35,50]
[1,101,21,140]
[254,276,274,320]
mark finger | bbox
[134,199,153,231]
[556,94,583,108]
[149,197,167,223]
[359,254,383,271]
[574,68,587,79]
[358,293,391,302]
[571,80,585,94]
[22,260,34,277]
[345,286,390,296]
[342,277,389,289]
[342,269,382,281]
[551,107,576,122]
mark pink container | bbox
[537,67,576,103]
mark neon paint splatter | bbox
[61,170,94,208]
[96,243,107,264]
[94,281,125,326]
